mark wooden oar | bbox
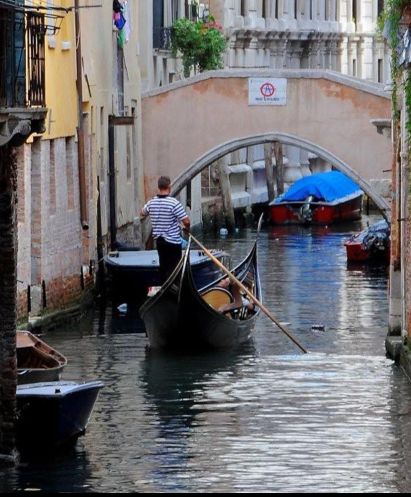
[189,233,308,354]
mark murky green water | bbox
[2,215,411,493]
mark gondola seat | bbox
[201,287,233,310]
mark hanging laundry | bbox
[113,0,122,13]
[117,27,126,48]
[122,0,131,43]
[114,11,126,30]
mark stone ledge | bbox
[398,346,411,383]
[17,289,95,334]
[142,69,390,100]
[386,336,411,383]
[386,335,403,362]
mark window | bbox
[377,0,384,18]
[378,58,383,83]
[153,0,164,49]
[185,0,198,20]
[117,45,124,115]
[171,0,179,22]
[263,0,269,18]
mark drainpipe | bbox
[108,120,117,249]
[74,0,89,230]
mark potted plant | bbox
[171,14,226,77]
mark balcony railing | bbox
[0,6,45,108]
[153,27,174,51]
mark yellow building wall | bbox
[42,1,78,140]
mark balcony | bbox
[0,3,47,146]
[0,6,46,108]
[153,27,174,51]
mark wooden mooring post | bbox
[273,142,285,196]
[264,142,276,203]
[217,158,235,230]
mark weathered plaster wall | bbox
[141,70,391,204]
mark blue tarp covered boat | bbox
[269,171,363,225]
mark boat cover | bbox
[271,171,363,204]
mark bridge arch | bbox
[142,70,392,218]
[171,132,390,219]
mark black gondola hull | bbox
[140,237,261,351]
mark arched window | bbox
[377,0,384,18]
[171,0,179,21]
[263,0,269,18]
[352,0,357,23]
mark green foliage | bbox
[171,17,227,77]
[382,0,411,140]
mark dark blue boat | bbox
[16,380,104,452]
[104,248,230,299]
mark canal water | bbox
[3,214,411,493]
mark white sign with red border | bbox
[248,78,287,106]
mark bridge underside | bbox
[142,70,392,215]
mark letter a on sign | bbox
[248,78,287,106]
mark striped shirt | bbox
[142,195,188,244]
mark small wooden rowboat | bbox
[140,226,262,351]
[17,330,68,384]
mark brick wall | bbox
[16,137,96,319]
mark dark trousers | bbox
[156,237,182,284]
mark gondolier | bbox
[141,175,190,284]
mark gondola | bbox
[139,220,262,351]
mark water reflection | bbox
[140,346,254,491]
[2,216,411,492]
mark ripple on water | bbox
[2,219,411,493]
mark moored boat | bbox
[345,219,390,264]
[104,248,230,298]
[269,171,363,225]
[17,330,68,384]
[16,380,104,451]
[139,226,262,351]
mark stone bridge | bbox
[141,69,392,216]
